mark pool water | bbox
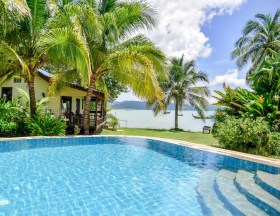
[0,137,279,215]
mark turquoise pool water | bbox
[0,137,279,215]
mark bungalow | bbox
[0,69,107,134]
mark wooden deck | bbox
[65,115,107,134]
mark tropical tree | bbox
[0,0,90,116]
[231,9,280,80]
[213,84,280,123]
[104,74,128,101]
[49,0,167,134]
[155,55,210,130]
[251,50,280,95]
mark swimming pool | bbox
[0,136,279,215]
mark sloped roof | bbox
[37,69,105,100]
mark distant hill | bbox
[108,100,217,111]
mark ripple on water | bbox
[0,143,204,215]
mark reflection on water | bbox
[110,110,215,132]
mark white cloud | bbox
[210,68,246,86]
[147,0,246,60]
[116,90,140,102]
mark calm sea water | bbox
[109,110,215,132]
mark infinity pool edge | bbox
[0,135,279,168]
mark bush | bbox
[0,98,29,137]
[29,112,66,136]
[267,133,280,156]
[107,114,119,131]
[0,121,18,137]
[212,116,279,156]
[74,125,81,135]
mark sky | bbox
[116,0,280,103]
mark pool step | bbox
[256,171,280,199]
[196,169,231,216]
[235,170,280,215]
[215,169,268,216]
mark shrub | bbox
[0,98,29,137]
[107,114,119,131]
[0,121,18,137]
[267,133,280,156]
[212,116,279,156]
[74,125,81,135]
[29,112,66,136]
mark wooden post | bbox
[94,98,98,134]
[102,100,105,122]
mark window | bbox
[13,77,21,83]
[1,87,12,101]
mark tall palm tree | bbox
[0,0,90,115]
[231,9,280,80]
[155,55,210,130]
[49,0,167,134]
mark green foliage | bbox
[0,98,29,137]
[153,54,210,129]
[251,51,280,95]
[28,112,66,136]
[17,88,51,115]
[104,74,128,101]
[212,11,280,157]
[0,121,18,137]
[0,0,91,115]
[267,133,280,156]
[74,125,81,135]
[107,114,119,131]
[213,84,280,123]
[212,116,280,156]
[231,9,280,79]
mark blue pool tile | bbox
[0,136,279,215]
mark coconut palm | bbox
[155,55,210,130]
[49,0,167,134]
[0,0,90,115]
[251,50,280,95]
[231,9,280,80]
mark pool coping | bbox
[0,135,280,168]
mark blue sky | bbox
[116,0,280,102]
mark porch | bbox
[61,96,107,135]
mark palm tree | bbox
[49,0,167,134]
[0,0,90,116]
[155,55,210,130]
[251,50,280,95]
[231,9,280,80]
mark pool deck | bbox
[0,135,279,168]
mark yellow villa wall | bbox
[0,75,87,116]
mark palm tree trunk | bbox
[175,100,179,129]
[83,74,97,135]
[27,72,36,116]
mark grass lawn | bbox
[101,128,219,147]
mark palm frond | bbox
[38,27,91,84]
[0,41,30,78]
[27,0,48,34]
[0,0,30,35]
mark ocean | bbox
[109,110,215,132]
